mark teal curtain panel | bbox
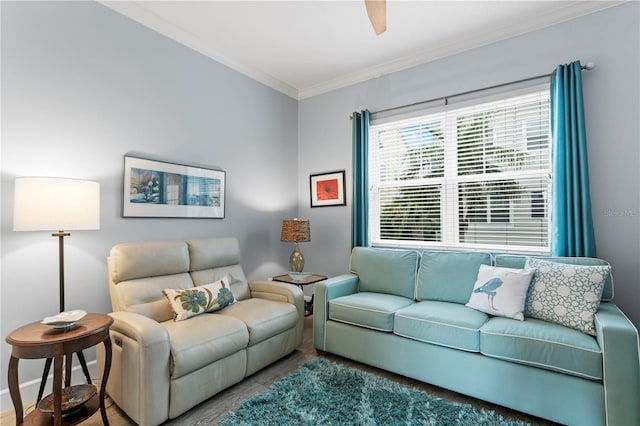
[550,61,596,257]
[352,110,370,248]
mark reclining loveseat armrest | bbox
[594,302,640,426]
[313,274,359,351]
[107,311,170,346]
[248,280,304,318]
[96,311,171,426]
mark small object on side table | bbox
[41,309,88,331]
[6,313,113,426]
[36,384,97,416]
[273,273,327,316]
[286,272,312,281]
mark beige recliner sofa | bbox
[96,238,304,426]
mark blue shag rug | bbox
[220,358,530,425]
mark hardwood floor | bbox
[1,316,557,425]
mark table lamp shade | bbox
[280,219,310,243]
[14,177,100,231]
[280,219,310,273]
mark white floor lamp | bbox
[13,176,100,401]
[13,176,100,313]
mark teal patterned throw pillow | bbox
[524,257,609,335]
[164,276,236,321]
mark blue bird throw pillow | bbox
[466,265,535,320]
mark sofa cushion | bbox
[218,298,299,346]
[524,257,609,335]
[329,292,414,331]
[110,240,190,283]
[117,273,194,323]
[417,251,492,303]
[188,238,240,270]
[350,247,418,299]
[187,238,251,300]
[494,254,613,301]
[480,317,603,380]
[163,276,236,321]
[394,301,489,352]
[465,265,535,321]
[163,313,249,379]
[191,269,251,301]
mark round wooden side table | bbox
[6,313,113,426]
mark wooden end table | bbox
[6,313,113,426]
[272,274,327,316]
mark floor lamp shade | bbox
[14,177,100,231]
[13,177,100,313]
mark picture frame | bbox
[123,155,225,218]
[310,170,346,208]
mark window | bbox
[369,88,551,252]
[468,194,512,224]
[531,190,546,218]
[526,118,548,151]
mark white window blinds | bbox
[369,88,551,252]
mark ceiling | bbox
[100,1,622,99]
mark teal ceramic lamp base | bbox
[289,243,305,272]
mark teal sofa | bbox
[313,247,640,426]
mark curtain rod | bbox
[355,62,595,119]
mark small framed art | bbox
[310,170,346,208]
[123,155,225,218]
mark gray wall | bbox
[0,1,297,399]
[299,2,640,327]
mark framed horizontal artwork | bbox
[310,170,346,208]
[123,155,225,218]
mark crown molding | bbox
[99,1,623,101]
[297,1,624,99]
[98,1,299,99]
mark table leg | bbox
[37,358,53,403]
[64,353,73,388]
[99,337,112,426]
[53,355,64,426]
[76,350,92,384]
[8,356,23,425]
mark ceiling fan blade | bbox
[365,0,386,35]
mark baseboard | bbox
[0,360,98,413]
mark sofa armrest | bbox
[594,302,640,426]
[108,311,170,346]
[313,274,359,351]
[248,280,304,318]
[96,311,171,426]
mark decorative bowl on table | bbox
[287,272,312,281]
[41,309,87,329]
[37,383,96,416]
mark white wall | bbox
[298,2,640,327]
[0,1,298,406]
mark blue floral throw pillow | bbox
[164,276,236,321]
[524,257,610,335]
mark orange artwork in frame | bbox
[310,170,346,207]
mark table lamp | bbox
[14,177,100,313]
[280,219,310,272]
